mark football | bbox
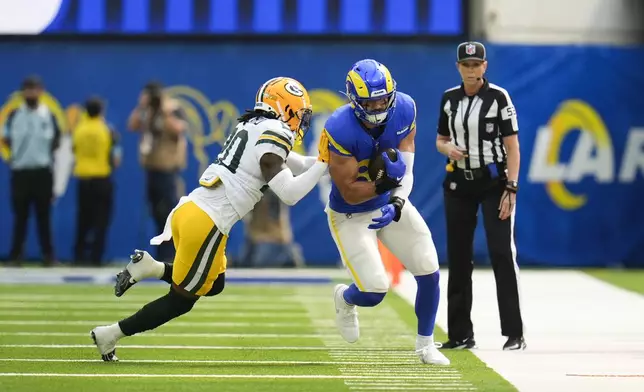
[368,148,398,182]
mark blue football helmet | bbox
[345,59,397,125]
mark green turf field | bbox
[0,282,515,392]
[584,269,644,295]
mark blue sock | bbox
[415,271,440,336]
[343,284,386,307]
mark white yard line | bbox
[0,266,349,281]
[0,302,304,310]
[0,320,322,327]
[0,294,331,303]
[0,373,458,379]
[0,310,309,318]
[395,270,644,392]
[0,331,338,338]
[0,344,430,351]
[0,358,425,365]
[0,319,408,330]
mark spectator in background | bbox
[1,76,60,266]
[72,97,121,265]
[127,81,187,262]
[238,189,304,268]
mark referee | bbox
[435,42,525,351]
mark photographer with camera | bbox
[128,81,187,262]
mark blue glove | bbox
[383,150,407,182]
[368,204,396,230]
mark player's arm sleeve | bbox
[437,94,450,137]
[285,151,317,175]
[497,89,519,137]
[393,152,415,201]
[391,99,418,200]
[267,160,328,206]
[254,128,294,162]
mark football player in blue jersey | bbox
[324,59,449,365]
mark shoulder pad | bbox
[324,105,354,156]
[396,92,417,126]
[256,119,295,157]
[262,119,294,142]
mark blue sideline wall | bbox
[0,41,642,267]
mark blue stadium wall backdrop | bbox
[0,42,643,267]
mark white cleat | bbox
[416,344,451,366]
[90,326,119,362]
[333,284,360,343]
[114,250,162,297]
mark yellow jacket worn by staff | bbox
[73,118,114,178]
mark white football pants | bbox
[326,202,440,293]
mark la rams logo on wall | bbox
[528,100,644,210]
[164,85,239,175]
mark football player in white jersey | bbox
[90,77,330,361]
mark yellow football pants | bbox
[170,201,228,296]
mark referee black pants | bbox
[443,169,524,340]
[74,177,113,265]
[9,168,54,264]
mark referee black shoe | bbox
[503,336,526,351]
[440,336,476,350]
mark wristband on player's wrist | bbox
[389,196,405,222]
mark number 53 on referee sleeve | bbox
[499,92,519,137]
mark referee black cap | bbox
[457,41,486,62]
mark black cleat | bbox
[503,336,526,351]
[114,251,144,297]
[114,270,134,297]
[440,336,477,350]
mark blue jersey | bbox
[325,92,417,213]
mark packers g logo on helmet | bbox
[284,82,304,97]
[254,77,313,144]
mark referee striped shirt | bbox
[437,79,519,169]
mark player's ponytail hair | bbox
[237,109,279,125]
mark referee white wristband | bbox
[268,161,328,206]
